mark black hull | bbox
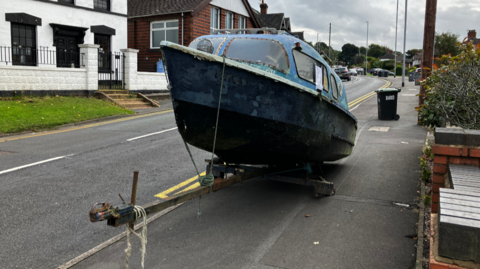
[162,45,357,165]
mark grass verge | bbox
[0,96,134,134]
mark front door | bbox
[95,33,111,72]
[56,36,79,68]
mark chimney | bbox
[260,0,268,14]
[468,30,476,39]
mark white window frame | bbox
[210,7,220,34]
[150,20,178,48]
[238,16,246,34]
[225,12,233,29]
[238,16,246,28]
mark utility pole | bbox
[419,0,437,107]
[418,0,437,109]
[402,0,408,87]
[365,21,369,74]
[394,0,399,78]
[317,32,320,53]
[329,23,332,60]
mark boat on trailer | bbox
[160,28,357,166]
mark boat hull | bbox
[162,46,357,165]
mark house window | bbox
[210,7,220,34]
[59,0,74,4]
[225,12,233,29]
[94,0,109,10]
[11,23,37,66]
[238,16,246,29]
[150,21,179,48]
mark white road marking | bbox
[402,94,417,97]
[349,104,360,112]
[369,126,390,132]
[127,127,178,142]
[0,155,73,175]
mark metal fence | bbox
[137,57,158,72]
[98,51,124,90]
[0,46,84,67]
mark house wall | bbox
[136,72,167,91]
[128,3,256,60]
[0,0,127,55]
[0,65,87,94]
[210,0,250,17]
[0,45,167,97]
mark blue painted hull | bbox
[163,47,357,165]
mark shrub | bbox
[417,42,480,129]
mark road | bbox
[0,76,421,269]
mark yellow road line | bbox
[0,109,174,143]
[348,92,376,107]
[174,182,200,195]
[347,81,392,108]
[155,171,205,199]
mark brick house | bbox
[127,0,261,61]
[466,29,480,49]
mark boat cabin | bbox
[187,28,349,111]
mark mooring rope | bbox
[180,55,227,217]
[125,205,148,269]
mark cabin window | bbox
[293,50,328,91]
[151,20,179,48]
[330,74,339,100]
[188,37,227,55]
[210,7,220,34]
[224,38,289,73]
[59,0,74,4]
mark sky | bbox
[246,0,480,52]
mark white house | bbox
[1,0,127,67]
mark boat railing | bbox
[212,28,283,35]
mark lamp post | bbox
[402,0,408,87]
[365,21,369,75]
[394,0,399,78]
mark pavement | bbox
[69,76,426,269]
[0,76,426,269]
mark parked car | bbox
[348,69,358,76]
[370,68,382,75]
[387,71,395,76]
[335,67,351,81]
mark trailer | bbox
[89,160,335,228]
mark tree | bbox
[354,55,364,65]
[406,49,422,58]
[368,44,387,58]
[434,31,460,57]
[359,46,367,55]
[338,43,359,63]
[417,42,480,129]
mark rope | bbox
[180,56,227,186]
[180,55,227,218]
[125,205,148,269]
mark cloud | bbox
[247,0,480,51]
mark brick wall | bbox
[128,4,257,60]
[431,144,480,213]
